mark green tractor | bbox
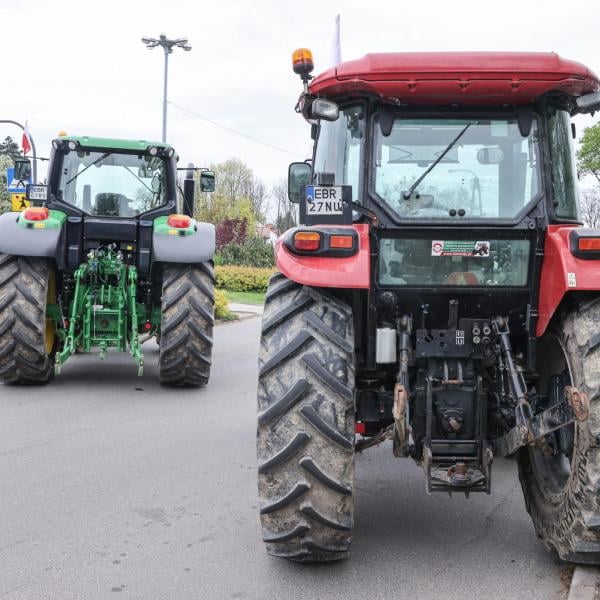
[0,135,216,386]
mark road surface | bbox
[0,317,569,599]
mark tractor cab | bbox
[255,50,600,564]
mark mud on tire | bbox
[0,254,55,384]
[159,262,214,387]
[257,273,355,562]
[519,297,600,563]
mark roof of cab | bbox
[309,52,600,105]
[55,136,170,151]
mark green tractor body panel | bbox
[17,209,67,230]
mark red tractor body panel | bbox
[275,224,371,289]
[310,52,599,105]
[537,225,600,336]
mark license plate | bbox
[27,184,48,202]
[305,185,344,215]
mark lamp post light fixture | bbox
[142,34,192,143]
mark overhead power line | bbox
[167,100,304,158]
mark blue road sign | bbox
[6,167,31,193]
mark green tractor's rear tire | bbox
[0,254,55,385]
[257,273,355,562]
[518,297,600,563]
[158,262,214,387]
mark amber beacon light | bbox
[292,48,314,77]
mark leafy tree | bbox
[194,158,263,233]
[577,122,600,184]
[0,136,22,160]
[0,154,14,214]
[215,218,248,249]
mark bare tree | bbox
[248,178,268,221]
[271,179,297,233]
[580,188,600,228]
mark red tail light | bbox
[355,422,366,434]
[167,214,192,228]
[293,231,321,251]
[23,207,49,221]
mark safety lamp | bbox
[330,234,354,249]
[292,48,314,77]
[23,207,49,221]
[579,237,600,251]
[293,230,321,251]
[167,214,192,229]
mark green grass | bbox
[223,290,265,305]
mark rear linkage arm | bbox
[492,316,589,457]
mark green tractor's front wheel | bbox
[0,254,56,384]
[158,262,214,387]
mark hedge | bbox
[215,265,276,293]
[214,289,235,320]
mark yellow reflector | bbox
[579,237,600,251]
[330,235,354,249]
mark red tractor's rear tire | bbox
[257,273,355,561]
[158,262,214,387]
[518,297,600,563]
[0,254,55,385]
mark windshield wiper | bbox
[66,152,112,185]
[402,123,472,200]
[122,166,154,194]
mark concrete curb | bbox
[229,302,264,317]
[568,566,598,600]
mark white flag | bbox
[330,14,342,67]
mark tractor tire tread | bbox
[257,273,355,562]
[0,254,54,385]
[159,262,214,387]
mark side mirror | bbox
[288,162,311,203]
[477,146,504,165]
[200,170,215,192]
[14,158,32,182]
[310,98,339,121]
[576,92,600,114]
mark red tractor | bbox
[256,49,600,563]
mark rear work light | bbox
[23,207,49,221]
[167,214,192,229]
[330,234,354,249]
[293,231,321,251]
[579,238,600,251]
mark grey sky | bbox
[2,0,600,189]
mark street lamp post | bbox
[141,34,191,143]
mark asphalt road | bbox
[0,317,569,600]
